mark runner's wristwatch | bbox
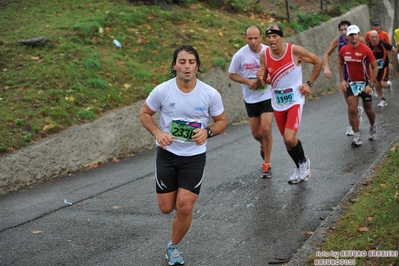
[306,80,314,87]
[206,127,213,138]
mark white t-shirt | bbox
[146,78,225,156]
[228,44,272,103]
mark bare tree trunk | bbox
[285,0,290,23]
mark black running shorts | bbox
[346,82,372,102]
[244,99,273,118]
[155,147,206,195]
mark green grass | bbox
[307,143,399,265]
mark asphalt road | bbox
[1,78,399,266]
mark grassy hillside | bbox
[0,0,366,156]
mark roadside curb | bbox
[286,135,399,265]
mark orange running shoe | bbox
[261,162,272,178]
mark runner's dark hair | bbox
[169,45,202,78]
[338,20,351,30]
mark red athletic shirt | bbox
[339,42,376,82]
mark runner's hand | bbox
[365,85,373,95]
[191,128,207,146]
[324,69,332,79]
[341,81,347,94]
[156,132,174,149]
[300,83,311,96]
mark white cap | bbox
[347,25,360,36]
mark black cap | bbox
[372,19,380,26]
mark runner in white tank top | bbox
[256,24,322,185]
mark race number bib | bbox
[376,59,384,69]
[274,88,294,105]
[349,81,366,96]
[256,85,267,91]
[170,118,202,143]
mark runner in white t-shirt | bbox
[139,45,227,266]
[228,25,274,179]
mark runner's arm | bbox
[390,46,398,69]
[295,45,323,83]
[139,103,173,149]
[369,61,378,84]
[256,50,268,87]
[337,54,347,92]
[209,112,228,137]
[323,37,339,79]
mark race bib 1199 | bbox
[275,88,294,105]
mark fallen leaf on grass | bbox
[395,192,398,198]
[358,226,369,232]
[43,124,55,131]
[65,96,74,102]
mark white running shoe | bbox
[368,124,377,140]
[288,168,300,184]
[346,125,354,136]
[299,157,311,182]
[378,99,387,107]
[357,106,363,125]
[351,132,362,146]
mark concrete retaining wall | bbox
[0,4,393,195]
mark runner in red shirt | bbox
[339,25,379,147]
